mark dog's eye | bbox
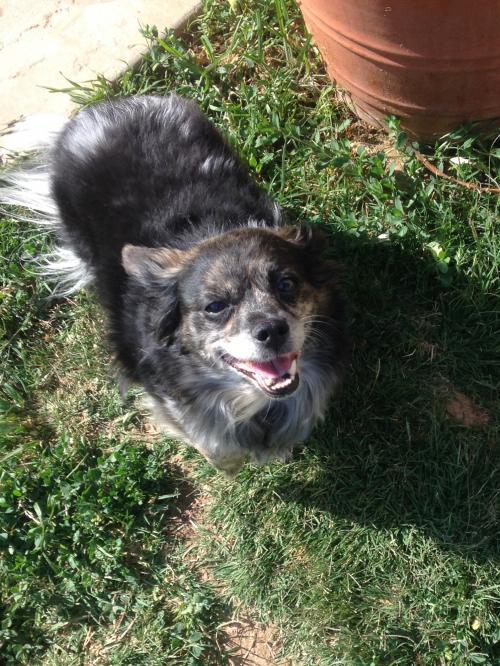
[205,301,228,314]
[277,276,296,293]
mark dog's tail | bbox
[0,115,94,296]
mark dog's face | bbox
[123,227,338,399]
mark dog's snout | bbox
[252,317,290,348]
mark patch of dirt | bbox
[167,482,205,543]
[344,119,405,168]
[164,466,295,665]
[446,392,490,427]
[345,118,384,146]
[218,618,292,666]
[81,612,138,665]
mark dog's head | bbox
[122,226,342,399]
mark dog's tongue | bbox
[240,354,296,378]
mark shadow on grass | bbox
[275,232,498,562]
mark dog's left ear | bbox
[276,224,337,285]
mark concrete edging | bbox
[0,0,203,152]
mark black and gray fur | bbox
[0,95,349,474]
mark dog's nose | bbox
[252,317,290,348]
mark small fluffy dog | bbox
[1,95,348,474]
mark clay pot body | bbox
[298,0,500,141]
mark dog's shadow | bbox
[272,232,498,562]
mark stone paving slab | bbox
[0,0,202,135]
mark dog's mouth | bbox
[222,352,299,397]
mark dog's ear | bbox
[122,244,189,283]
[276,224,327,255]
[122,245,188,344]
[276,225,337,286]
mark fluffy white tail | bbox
[0,115,94,296]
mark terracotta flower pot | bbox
[298,0,500,141]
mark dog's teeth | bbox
[270,375,292,390]
[289,360,297,376]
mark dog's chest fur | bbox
[148,354,337,472]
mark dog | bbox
[1,94,349,474]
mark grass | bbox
[0,216,229,664]
[1,0,499,663]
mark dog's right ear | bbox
[122,245,189,344]
[122,244,189,284]
[276,225,337,287]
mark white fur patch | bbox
[0,114,68,156]
[199,155,234,174]
[272,201,283,224]
[32,246,94,296]
[63,113,109,158]
[0,165,58,224]
[0,120,93,296]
